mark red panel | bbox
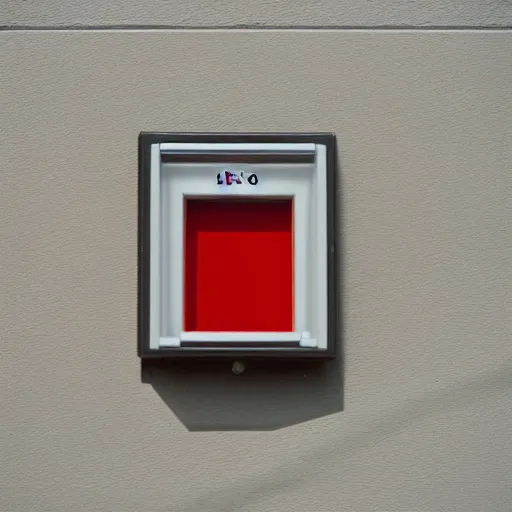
[184,199,293,332]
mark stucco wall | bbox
[2,19,512,512]
[3,0,512,27]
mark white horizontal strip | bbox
[180,332,302,343]
[160,143,316,153]
[159,333,319,348]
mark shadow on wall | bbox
[141,357,343,431]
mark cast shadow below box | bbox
[141,358,343,431]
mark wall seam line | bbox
[1,24,512,31]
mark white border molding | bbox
[314,144,328,350]
[150,141,328,351]
[149,144,161,350]
[160,143,316,153]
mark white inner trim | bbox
[164,163,309,347]
[293,186,308,334]
[180,332,302,343]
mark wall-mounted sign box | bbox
[138,133,337,359]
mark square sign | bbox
[138,133,337,359]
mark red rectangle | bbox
[184,199,293,332]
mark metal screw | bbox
[232,361,246,375]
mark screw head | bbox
[232,361,246,375]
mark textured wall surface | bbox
[2,30,512,512]
[2,0,512,27]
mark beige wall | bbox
[3,0,512,27]
[2,23,512,512]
